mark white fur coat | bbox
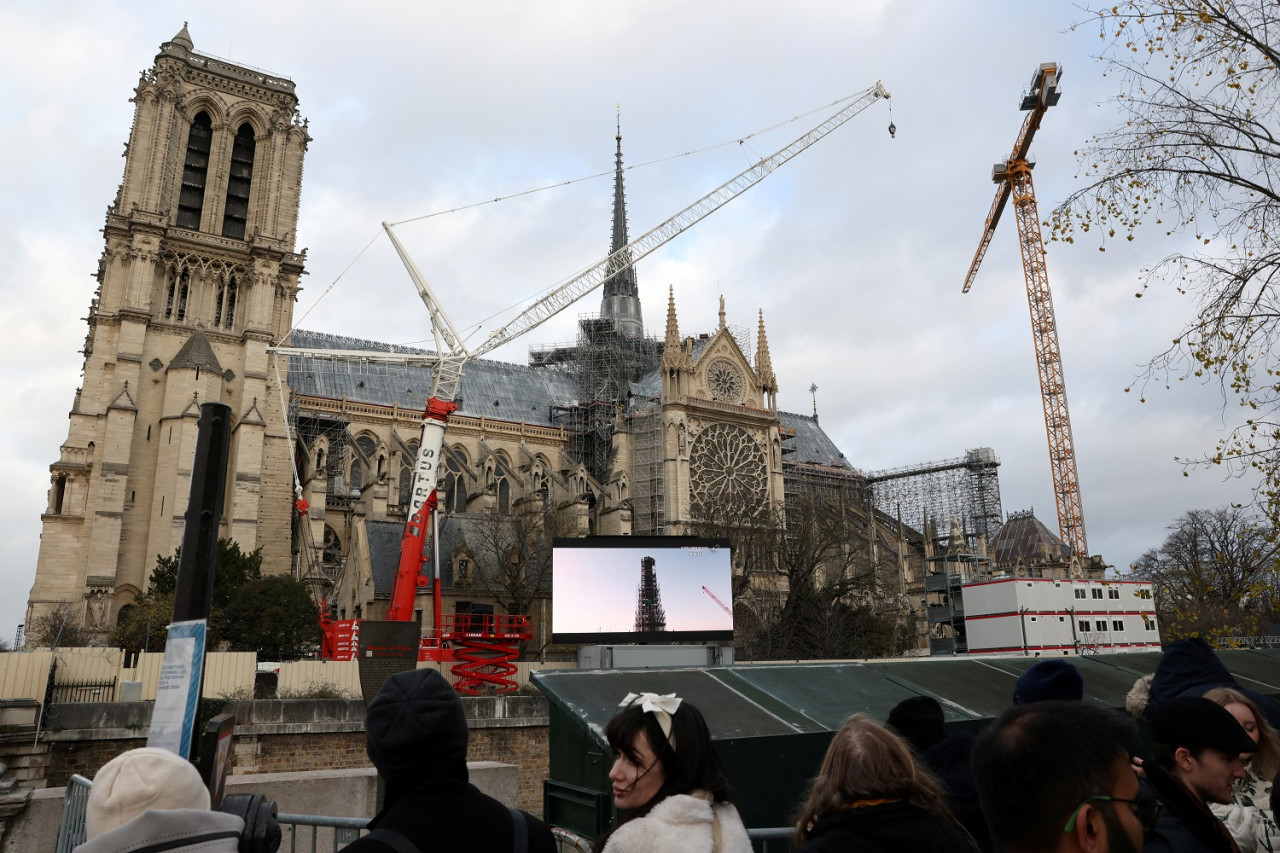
[602,792,752,853]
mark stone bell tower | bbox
[26,25,310,642]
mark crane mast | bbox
[962,62,1088,559]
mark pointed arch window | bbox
[214,274,238,329]
[166,267,191,321]
[441,454,467,513]
[398,467,412,507]
[497,477,511,514]
[52,474,67,514]
[177,111,212,230]
[222,123,255,239]
[399,442,420,507]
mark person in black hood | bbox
[1146,638,1280,731]
[887,696,992,852]
[342,668,555,853]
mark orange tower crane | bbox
[963,62,1088,559]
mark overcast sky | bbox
[0,2,1256,646]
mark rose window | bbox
[690,423,767,518]
[705,358,745,402]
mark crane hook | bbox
[888,121,896,139]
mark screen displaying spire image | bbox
[550,537,732,644]
[633,556,667,632]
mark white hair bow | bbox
[619,692,683,745]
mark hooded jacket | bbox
[73,808,243,853]
[1146,638,1280,730]
[341,669,555,853]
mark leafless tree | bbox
[466,496,579,621]
[1128,505,1279,642]
[28,601,95,649]
[1052,1,1280,527]
[690,482,912,659]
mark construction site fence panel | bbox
[0,651,578,702]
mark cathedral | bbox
[27,27,989,655]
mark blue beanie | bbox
[1013,660,1084,705]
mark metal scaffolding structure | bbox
[629,405,665,536]
[531,314,661,486]
[867,447,1003,551]
[633,556,667,632]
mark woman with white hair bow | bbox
[594,692,751,853]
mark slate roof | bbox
[990,510,1073,563]
[288,330,579,427]
[289,331,857,473]
[366,519,403,598]
[170,330,223,373]
[779,411,854,468]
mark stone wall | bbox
[26,695,550,816]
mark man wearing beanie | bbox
[1013,659,1085,706]
[74,747,243,852]
[343,668,555,852]
[1141,696,1259,853]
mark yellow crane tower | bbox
[963,62,1088,559]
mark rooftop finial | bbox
[169,22,194,51]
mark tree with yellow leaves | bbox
[1052,2,1280,527]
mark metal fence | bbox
[58,778,794,852]
[275,813,794,852]
[50,677,117,704]
[55,774,91,853]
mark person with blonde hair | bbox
[793,714,975,852]
[1203,686,1280,853]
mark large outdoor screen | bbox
[551,536,734,645]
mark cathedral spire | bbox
[660,286,690,374]
[600,108,644,339]
[755,309,777,390]
[756,309,778,410]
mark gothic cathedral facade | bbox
[29,28,929,654]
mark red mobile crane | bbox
[282,81,893,686]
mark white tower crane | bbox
[276,81,892,652]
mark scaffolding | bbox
[867,448,1003,552]
[284,395,357,608]
[530,313,661,485]
[629,405,665,535]
[633,556,667,632]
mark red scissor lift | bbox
[443,613,531,695]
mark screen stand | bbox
[577,644,734,669]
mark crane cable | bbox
[386,90,866,228]
[283,90,873,343]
